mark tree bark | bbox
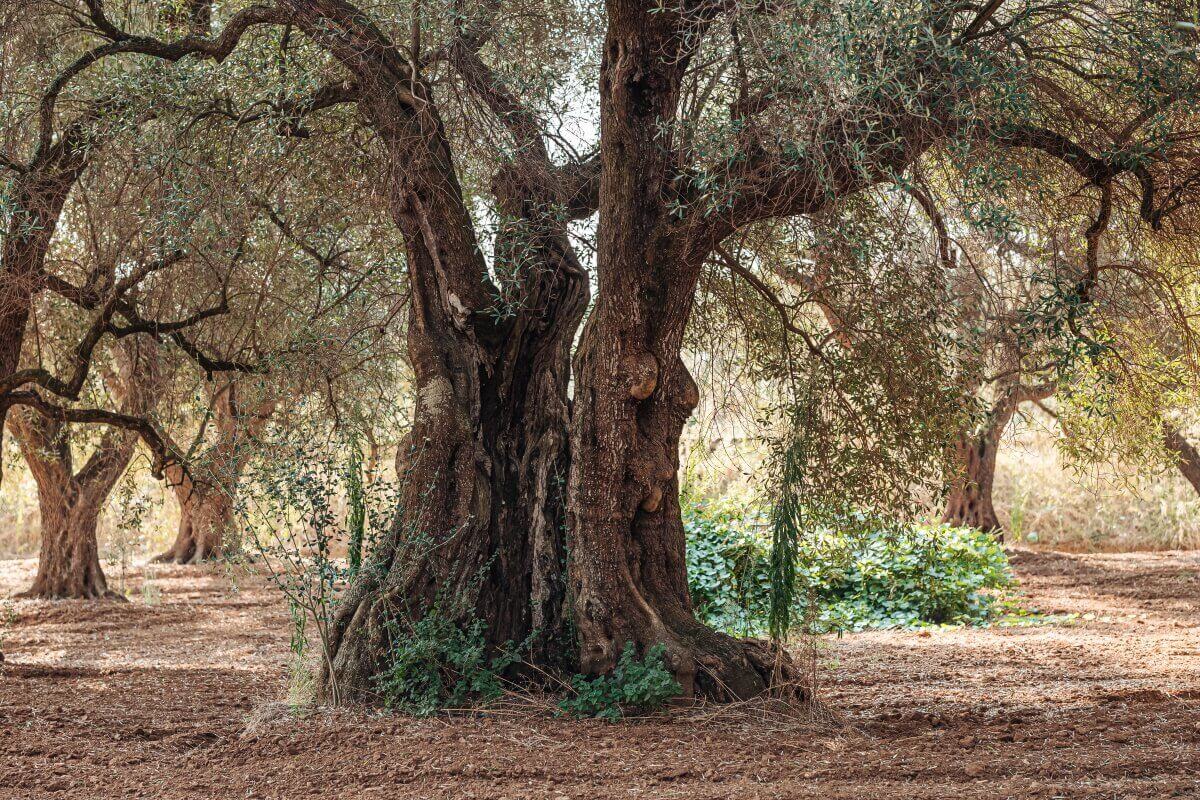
[279,0,586,702]
[20,474,117,599]
[155,382,274,564]
[1163,425,1200,496]
[8,339,157,598]
[943,383,1053,537]
[0,149,88,485]
[941,425,1005,535]
[157,470,237,564]
[566,6,795,701]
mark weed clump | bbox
[374,610,517,717]
[558,643,681,722]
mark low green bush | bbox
[684,499,1015,635]
[374,610,517,717]
[686,502,774,636]
[557,642,682,722]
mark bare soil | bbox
[1,548,1198,799]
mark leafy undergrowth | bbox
[374,616,681,722]
[685,499,1035,637]
[375,496,1049,719]
[374,611,517,717]
[557,643,681,722]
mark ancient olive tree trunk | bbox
[942,383,1053,537]
[478,197,589,675]
[16,457,120,599]
[941,425,1006,534]
[8,339,159,598]
[1163,425,1200,496]
[158,468,238,564]
[155,383,275,564]
[0,140,89,485]
[280,0,585,701]
[566,6,793,701]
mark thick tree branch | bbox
[80,0,282,60]
[954,0,1006,44]
[1,391,179,478]
[0,151,26,174]
[36,2,284,159]
[904,184,956,270]
[39,268,262,377]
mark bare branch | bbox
[955,0,1006,45]
[0,253,179,398]
[39,263,263,379]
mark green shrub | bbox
[374,610,516,717]
[684,499,1015,635]
[803,521,1015,631]
[558,642,682,722]
[685,500,774,636]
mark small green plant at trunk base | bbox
[558,643,681,722]
[374,611,518,717]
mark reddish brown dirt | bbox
[1,548,1198,799]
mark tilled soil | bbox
[1,548,1198,799]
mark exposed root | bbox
[690,631,804,703]
[15,585,128,601]
[152,543,221,565]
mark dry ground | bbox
[1,548,1198,799]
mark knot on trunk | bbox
[628,440,675,515]
[625,351,659,401]
[674,365,700,412]
[640,485,664,513]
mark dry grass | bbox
[994,416,1200,552]
[0,451,40,559]
[0,456,178,562]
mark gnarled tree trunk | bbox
[566,7,794,701]
[0,143,89,485]
[569,259,789,698]
[156,382,275,564]
[320,152,586,700]
[8,339,158,598]
[158,471,237,564]
[942,426,1005,534]
[943,383,1053,537]
[280,0,587,702]
[20,471,117,599]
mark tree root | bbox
[671,617,804,702]
[15,585,128,601]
